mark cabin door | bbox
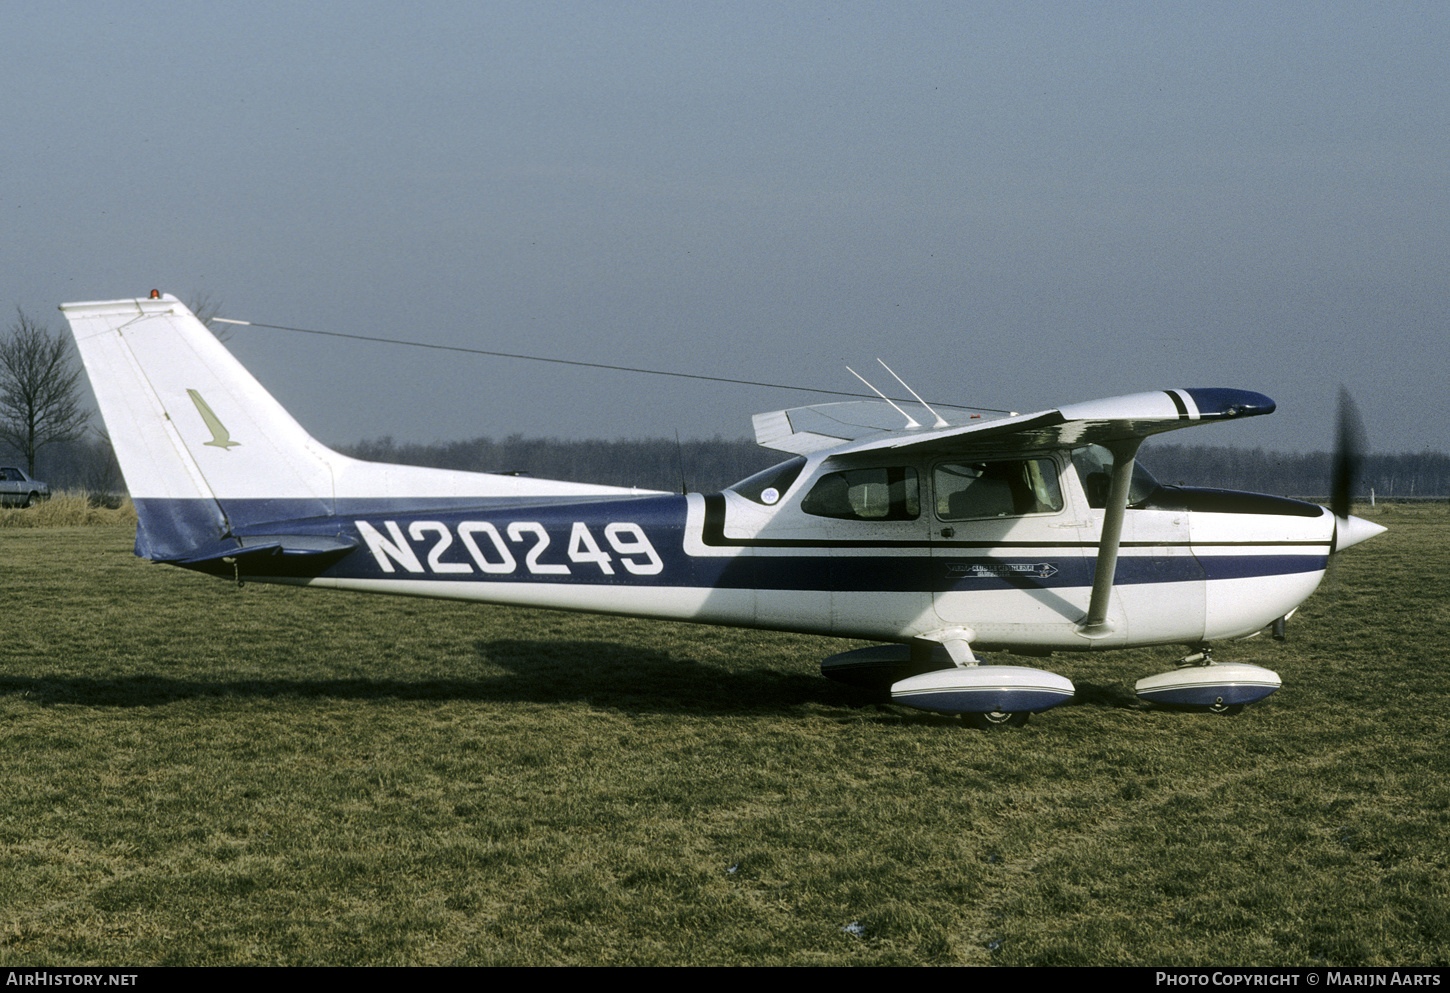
[928,456,1093,647]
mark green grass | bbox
[0,504,1445,965]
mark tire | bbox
[1206,701,1244,716]
[963,710,1030,730]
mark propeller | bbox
[1331,386,1366,521]
[1328,387,1384,554]
[1269,389,1379,640]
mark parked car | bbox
[0,467,49,507]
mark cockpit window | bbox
[801,466,920,521]
[934,459,1063,520]
[1070,445,1162,508]
[727,457,806,505]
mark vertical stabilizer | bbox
[62,295,337,558]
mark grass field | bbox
[1,503,1445,965]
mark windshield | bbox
[1070,445,1162,508]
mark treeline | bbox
[338,437,1450,500]
[12,432,1450,500]
[1140,443,1450,501]
[339,434,781,494]
[4,435,121,493]
[10,432,779,495]
[336,436,1450,500]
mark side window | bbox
[801,466,919,521]
[727,456,807,506]
[934,459,1063,520]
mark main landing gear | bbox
[819,643,1075,729]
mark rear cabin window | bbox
[934,459,1063,520]
[727,457,807,505]
[801,466,920,521]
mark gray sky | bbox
[5,1,1446,456]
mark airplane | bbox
[60,293,1386,728]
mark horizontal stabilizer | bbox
[168,534,359,567]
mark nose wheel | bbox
[1206,699,1244,716]
[963,710,1029,730]
[1135,648,1280,713]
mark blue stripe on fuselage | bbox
[133,495,1328,593]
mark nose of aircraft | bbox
[1334,513,1387,552]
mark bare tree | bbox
[0,308,89,476]
[77,428,124,499]
[185,291,228,341]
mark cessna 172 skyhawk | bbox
[61,294,1385,728]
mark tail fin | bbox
[63,295,337,559]
[61,294,652,561]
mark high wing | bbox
[756,387,1277,642]
[754,388,1275,460]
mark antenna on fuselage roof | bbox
[845,365,921,429]
[876,358,949,428]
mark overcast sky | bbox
[4,1,1446,458]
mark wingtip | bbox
[1182,388,1276,419]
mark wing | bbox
[753,388,1275,459]
[754,387,1277,640]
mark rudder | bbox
[62,294,337,559]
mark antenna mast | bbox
[876,358,949,428]
[845,366,920,428]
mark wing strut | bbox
[1080,438,1143,637]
